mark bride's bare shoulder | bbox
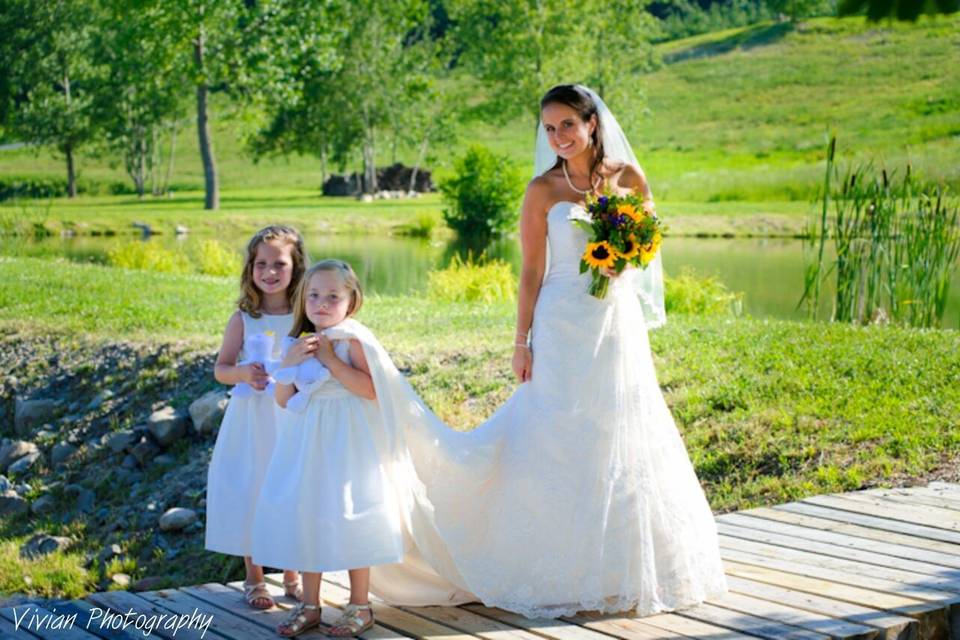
[525,172,561,208]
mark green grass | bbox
[1,15,957,213]
[1,256,957,512]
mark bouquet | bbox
[574,190,663,299]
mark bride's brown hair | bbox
[540,84,605,182]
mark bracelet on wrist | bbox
[514,343,530,349]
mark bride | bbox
[335,84,727,620]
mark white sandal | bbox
[327,603,374,637]
[278,603,321,637]
[242,581,275,610]
[283,577,304,602]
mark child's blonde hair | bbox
[237,225,308,317]
[290,259,364,336]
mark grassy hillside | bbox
[1,15,957,204]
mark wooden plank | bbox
[928,482,960,495]
[724,575,916,640]
[805,494,960,533]
[704,589,878,639]
[720,512,960,569]
[720,535,960,597]
[85,590,225,640]
[138,588,284,640]
[717,520,960,576]
[0,603,98,640]
[675,602,830,639]
[635,612,757,639]
[562,612,687,640]
[740,506,960,557]
[776,501,960,546]
[0,609,42,639]
[43,600,145,640]
[865,489,960,513]
[911,487,960,507]
[722,561,949,640]
[309,575,477,640]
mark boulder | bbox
[158,507,197,532]
[7,450,41,475]
[147,407,188,447]
[30,493,56,516]
[131,439,161,467]
[14,398,56,435]
[189,390,228,436]
[20,534,72,559]
[50,442,78,466]
[0,491,28,517]
[0,440,38,472]
[105,430,136,453]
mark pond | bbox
[4,233,959,328]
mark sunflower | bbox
[583,241,616,269]
[617,203,643,223]
[640,232,662,266]
[619,235,641,260]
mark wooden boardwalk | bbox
[2,483,959,640]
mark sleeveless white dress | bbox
[364,201,728,618]
[250,340,405,573]
[205,311,293,557]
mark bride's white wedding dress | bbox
[332,200,728,619]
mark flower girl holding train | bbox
[204,225,308,610]
[251,259,404,637]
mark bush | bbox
[397,211,441,238]
[193,239,241,277]
[107,241,191,274]
[427,255,517,303]
[665,268,743,316]
[439,146,525,242]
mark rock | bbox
[105,429,136,453]
[132,576,165,592]
[0,440,39,472]
[131,439,160,467]
[0,491,28,516]
[7,451,41,475]
[158,507,197,532]
[86,390,113,412]
[359,193,375,203]
[77,489,95,513]
[14,397,57,435]
[189,390,228,436]
[20,534,72,559]
[152,454,175,467]
[31,493,56,516]
[98,543,122,564]
[50,442,77,466]
[0,475,9,492]
[147,407,188,447]
[110,573,131,588]
[121,455,138,469]
[175,225,189,235]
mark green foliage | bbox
[439,145,525,241]
[802,140,960,328]
[192,239,241,277]
[0,538,94,598]
[107,241,192,274]
[427,255,517,303]
[665,267,743,316]
[839,0,958,20]
[398,210,442,238]
[765,0,837,20]
[657,0,775,41]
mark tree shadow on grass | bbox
[665,21,796,64]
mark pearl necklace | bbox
[562,160,599,195]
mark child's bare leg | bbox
[242,556,272,609]
[328,568,373,636]
[277,572,322,636]
[282,569,302,600]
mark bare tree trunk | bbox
[65,142,76,198]
[409,137,429,193]
[195,26,219,210]
[63,71,76,198]
[163,123,177,196]
[363,130,377,195]
[151,125,161,196]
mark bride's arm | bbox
[621,164,654,210]
[513,180,549,383]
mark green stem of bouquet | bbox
[589,271,610,299]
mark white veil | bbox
[535,85,666,329]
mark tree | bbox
[839,0,958,19]
[0,0,104,197]
[253,0,436,195]
[98,1,189,196]
[765,0,835,21]
[447,0,659,133]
